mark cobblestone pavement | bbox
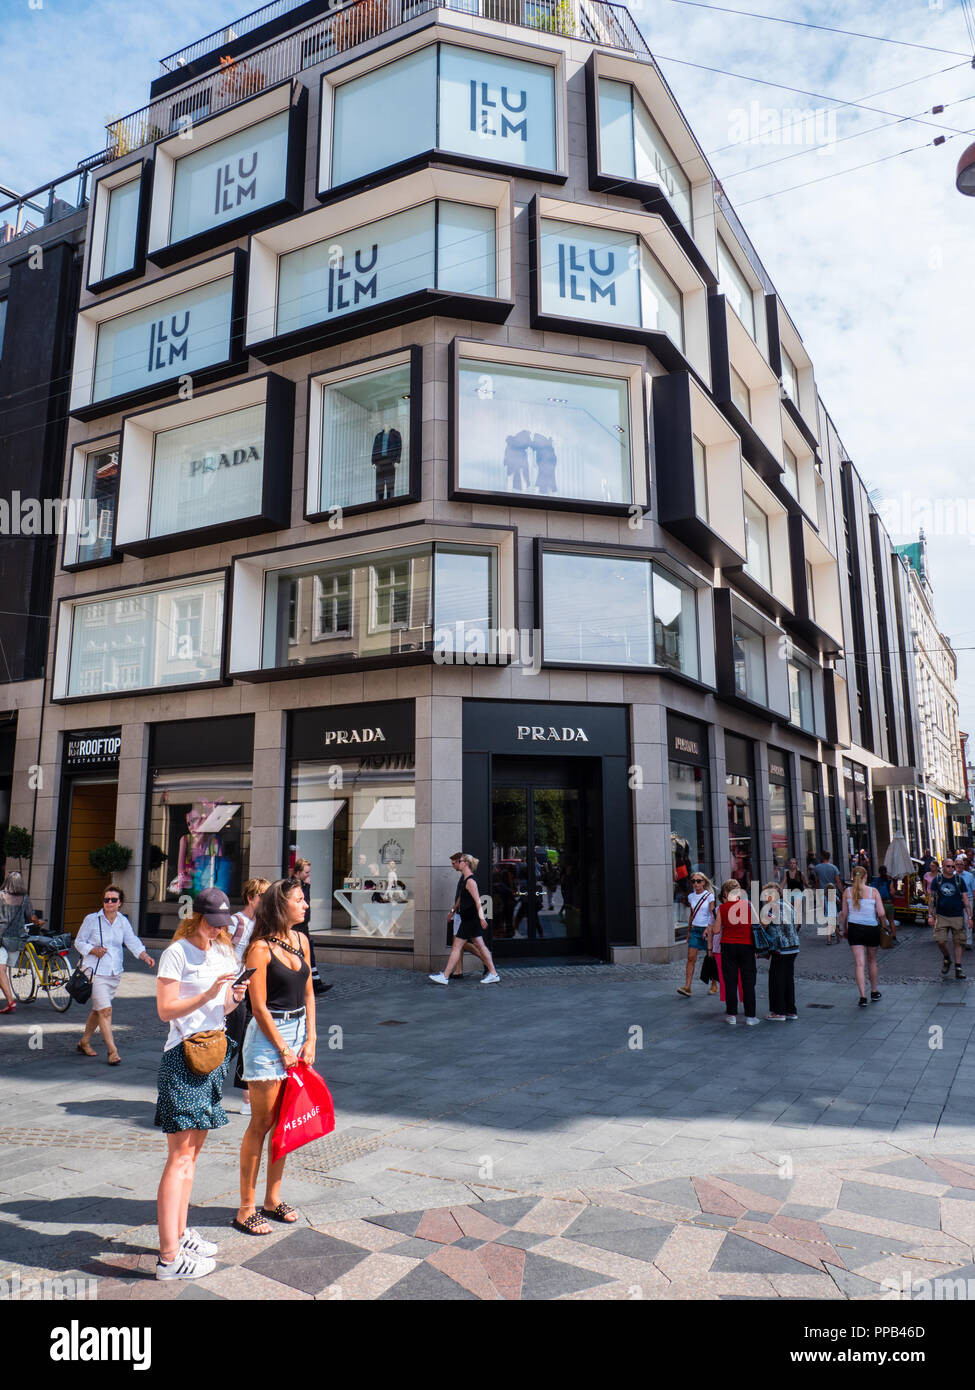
[2,923,975,1301]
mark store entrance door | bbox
[489,757,602,958]
[61,779,118,933]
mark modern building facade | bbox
[1,0,966,963]
[893,533,968,859]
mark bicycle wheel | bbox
[9,950,37,1002]
[44,954,72,1012]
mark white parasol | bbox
[883,835,913,879]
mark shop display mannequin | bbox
[503,430,533,490]
[172,808,231,894]
[532,433,558,494]
[372,426,402,501]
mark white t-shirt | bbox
[157,939,236,1052]
[231,913,255,966]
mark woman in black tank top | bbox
[235,878,315,1236]
[429,852,501,987]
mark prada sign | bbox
[290,700,415,761]
[668,715,708,766]
[65,728,121,770]
[516,725,589,743]
[149,402,267,539]
[464,701,628,757]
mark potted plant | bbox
[217,55,267,102]
[331,0,388,53]
[3,826,33,875]
[147,844,168,874]
[88,841,133,881]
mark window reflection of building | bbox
[267,543,495,670]
[66,580,224,697]
[77,448,119,565]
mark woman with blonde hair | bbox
[677,872,716,998]
[838,865,889,1007]
[0,871,35,1012]
[154,887,247,1279]
[714,878,760,1026]
[429,852,501,985]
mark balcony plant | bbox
[88,841,133,881]
[217,55,267,102]
[529,0,575,35]
[3,826,33,874]
[331,0,389,53]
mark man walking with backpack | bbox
[928,859,971,981]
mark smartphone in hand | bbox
[233,966,256,987]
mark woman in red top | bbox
[715,879,759,1026]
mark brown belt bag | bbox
[182,1029,227,1076]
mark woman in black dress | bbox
[429,853,501,986]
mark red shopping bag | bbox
[271,1061,335,1162]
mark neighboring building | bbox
[0,173,92,859]
[0,0,964,958]
[895,532,967,859]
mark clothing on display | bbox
[372,426,402,501]
[501,430,560,494]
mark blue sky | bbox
[2,0,975,743]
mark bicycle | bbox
[8,933,73,1012]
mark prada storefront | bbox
[462,700,634,960]
[286,700,415,950]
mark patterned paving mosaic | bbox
[71,1151,975,1300]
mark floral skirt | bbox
[154,1036,237,1134]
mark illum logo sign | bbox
[147,312,191,373]
[327,245,379,315]
[556,242,619,307]
[469,80,528,142]
[214,151,259,217]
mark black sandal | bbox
[232,1212,272,1235]
[262,1202,298,1223]
[871,991,882,1001]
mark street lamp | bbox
[957,141,975,196]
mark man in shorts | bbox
[928,859,971,980]
[955,856,975,948]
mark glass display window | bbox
[288,754,415,943]
[743,493,771,589]
[670,760,710,931]
[718,235,756,340]
[146,403,266,539]
[262,542,496,670]
[169,110,291,247]
[456,357,631,504]
[541,550,698,674]
[70,444,119,567]
[147,768,252,934]
[91,275,236,406]
[276,201,495,339]
[732,617,767,706]
[328,41,558,189]
[101,178,142,283]
[315,360,412,513]
[58,577,225,699]
[597,77,693,229]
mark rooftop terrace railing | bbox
[109,0,651,158]
[0,159,105,248]
[160,0,315,73]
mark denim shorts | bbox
[241,1013,306,1082]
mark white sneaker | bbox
[180,1227,218,1257]
[428,972,449,985]
[744,1017,760,1026]
[480,972,501,985]
[240,1098,251,1116]
[724,1015,737,1026]
[156,1250,216,1280]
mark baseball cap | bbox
[193,887,235,927]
